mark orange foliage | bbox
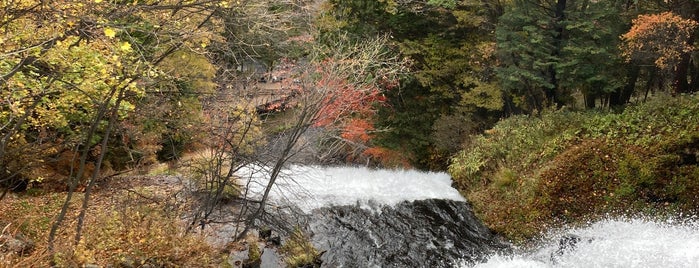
[305,54,403,164]
[313,76,387,127]
[362,147,412,168]
[340,119,375,143]
[621,12,698,69]
[312,59,393,147]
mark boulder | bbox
[550,234,594,264]
[0,233,35,256]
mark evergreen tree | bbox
[557,1,628,108]
[497,0,631,110]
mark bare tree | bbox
[228,33,410,238]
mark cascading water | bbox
[243,165,510,267]
[242,166,699,267]
[472,218,699,268]
[245,165,469,213]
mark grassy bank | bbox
[449,94,699,243]
[0,178,222,267]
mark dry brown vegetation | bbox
[0,175,223,267]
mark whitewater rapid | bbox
[473,218,699,268]
[238,165,699,267]
[241,165,466,213]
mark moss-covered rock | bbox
[279,228,321,268]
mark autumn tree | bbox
[232,31,410,237]
[317,0,507,169]
[0,1,245,259]
[310,34,409,164]
[1,1,148,196]
[621,11,698,94]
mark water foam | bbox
[472,218,699,268]
[240,165,466,213]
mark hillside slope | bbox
[449,94,699,242]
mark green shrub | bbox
[279,228,320,268]
[450,94,699,243]
[449,107,590,192]
[189,155,242,202]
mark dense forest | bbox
[1,0,698,266]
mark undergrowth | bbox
[449,93,699,243]
[279,227,321,268]
[0,188,221,267]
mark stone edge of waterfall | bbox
[305,199,513,268]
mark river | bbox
[240,165,699,267]
[474,218,699,268]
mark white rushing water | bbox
[240,165,699,267]
[240,165,465,213]
[472,218,699,268]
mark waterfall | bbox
[239,165,699,267]
[241,165,509,267]
[244,165,467,212]
[472,218,699,268]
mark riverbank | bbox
[449,93,699,243]
[0,174,225,266]
[0,164,498,267]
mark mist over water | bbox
[473,218,699,268]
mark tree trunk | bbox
[74,87,126,244]
[584,92,596,109]
[548,0,567,107]
[47,86,114,253]
[610,65,639,107]
[674,53,691,94]
[690,58,699,92]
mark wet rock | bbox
[259,227,272,240]
[307,199,511,267]
[550,234,594,264]
[226,242,266,268]
[267,236,281,247]
[260,247,283,267]
[229,248,249,268]
[0,233,34,256]
[556,234,582,255]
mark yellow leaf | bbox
[120,42,132,52]
[95,0,103,3]
[104,28,116,38]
